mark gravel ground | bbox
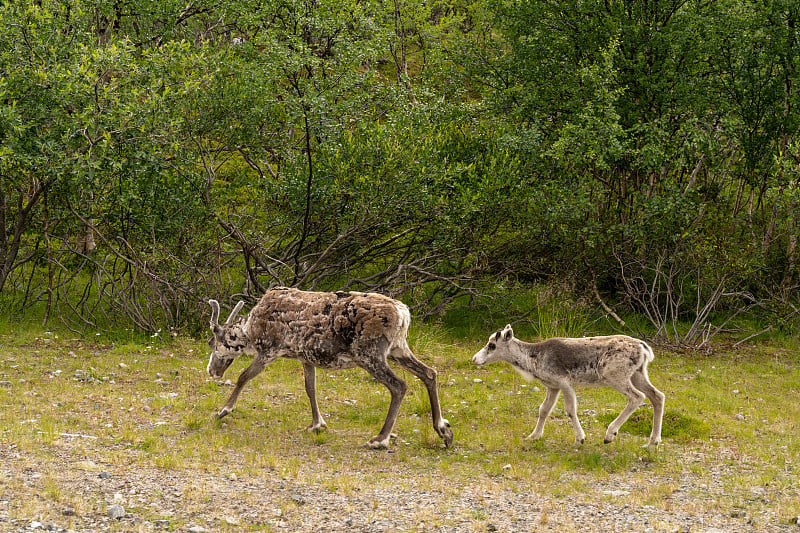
[1,442,798,533]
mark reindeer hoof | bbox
[307,423,328,434]
[366,436,391,450]
[217,408,231,419]
[437,420,453,448]
[441,427,454,448]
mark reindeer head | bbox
[207,299,248,379]
[472,324,514,366]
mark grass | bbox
[1,321,799,530]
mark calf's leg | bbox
[561,386,586,445]
[526,387,560,440]
[604,379,645,444]
[632,368,665,446]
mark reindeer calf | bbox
[207,287,453,450]
[472,325,664,446]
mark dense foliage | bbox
[1,0,798,342]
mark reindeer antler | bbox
[226,301,245,325]
[209,299,221,327]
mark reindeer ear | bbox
[502,324,513,341]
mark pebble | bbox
[99,471,111,479]
[107,504,125,519]
[188,527,207,533]
[0,381,12,388]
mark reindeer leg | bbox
[632,368,665,446]
[361,340,407,450]
[527,387,560,441]
[604,379,645,444]
[389,342,453,448]
[217,355,268,419]
[302,363,327,433]
[561,386,586,445]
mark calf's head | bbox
[472,324,514,365]
[207,299,248,379]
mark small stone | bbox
[487,524,498,532]
[77,460,99,470]
[473,378,483,383]
[228,473,237,481]
[502,464,512,470]
[98,471,111,479]
[118,362,128,369]
[291,494,306,505]
[0,381,12,388]
[188,527,207,533]
[62,507,76,516]
[224,516,240,526]
[603,490,630,498]
[107,504,125,519]
[736,413,746,421]
[29,521,44,530]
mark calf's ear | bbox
[502,324,513,341]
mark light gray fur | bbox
[472,325,664,446]
[207,287,453,450]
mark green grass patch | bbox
[1,319,800,529]
[597,409,711,441]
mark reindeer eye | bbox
[488,342,496,351]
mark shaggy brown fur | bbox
[207,288,453,450]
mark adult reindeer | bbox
[207,287,453,449]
